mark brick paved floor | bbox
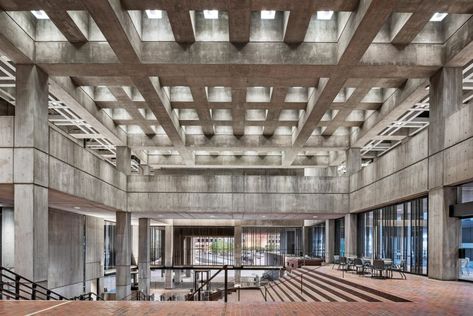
[0,266,471,315]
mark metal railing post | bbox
[300,274,303,295]
[15,275,20,300]
[32,283,37,300]
[224,265,228,303]
[264,287,267,302]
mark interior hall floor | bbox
[1,266,472,316]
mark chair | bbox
[353,258,364,275]
[392,260,407,279]
[332,255,340,269]
[339,256,348,271]
[371,259,385,278]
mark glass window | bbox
[460,218,473,281]
[242,227,302,266]
[356,196,428,275]
[104,221,116,270]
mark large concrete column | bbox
[138,218,151,295]
[303,226,311,257]
[427,67,463,280]
[346,148,361,174]
[164,225,174,289]
[325,219,335,263]
[115,211,132,300]
[116,146,131,175]
[14,65,49,287]
[344,214,357,258]
[428,187,460,280]
[234,224,242,284]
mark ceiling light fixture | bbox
[316,11,334,20]
[31,10,49,19]
[73,206,81,210]
[312,215,318,218]
[145,10,163,19]
[203,10,219,19]
[261,10,276,19]
[430,12,447,22]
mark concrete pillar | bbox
[1,208,14,268]
[325,220,335,263]
[427,67,463,280]
[14,65,49,287]
[138,218,151,295]
[164,225,174,289]
[303,226,311,257]
[234,225,242,284]
[141,165,151,175]
[116,146,131,175]
[428,67,463,156]
[115,211,132,300]
[346,148,361,174]
[344,214,357,257]
[174,269,182,283]
[428,187,460,280]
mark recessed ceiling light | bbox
[312,215,318,218]
[262,215,267,218]
[261,10,276,19]
[430,12,447,22]
[145,10,163,19]
[209,215,216,218]
[316,11,334,20]
[203,10,219,19]
[73,206,81,210]
[31,10,49,20]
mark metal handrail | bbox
[186,268,223,301]
[0,267,68,300]
[0,266,102,301]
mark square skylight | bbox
[145,10,163,19]
[203,10,219,19]
[316,11,334,20]
[261,10,276,19]
[31,10,49,19]
[430,12,447,22]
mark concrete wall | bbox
[48,209,84,297]
[127,174,349,215]
[0,117,13,183]
[0,117,126,211]
[49,128,127,211]
[350,130,429,212]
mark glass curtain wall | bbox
[104,221,116,270]
[460,218,473,281]
[242,227,302,266]
[310,223,325,258]
[357,196,428,275]
[334,218,345,256]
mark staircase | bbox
[262,266,410,303]
[0,266,101,301]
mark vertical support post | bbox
[224,265,228,303]
[325,219,335,263]
[234,224,242,285]
[14,65,49,290]
[164,225,174,289]
[138,218,151,296]
[115,211,132,300]
[116,146,132,175]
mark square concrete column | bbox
[14,65,49,287]
[346,148,361,174]
[138,218,151,295]
[428,67,463,156]
[325,219,335,263]
[164,225,174,289]
[303,226,311,256]
[428,187,460,280]
[234,225,242,284]
[427,67,463,280]
[115,211,132,300]
[116,146,131,175]
[344,214,357,258]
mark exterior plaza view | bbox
[1,0,473,315]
